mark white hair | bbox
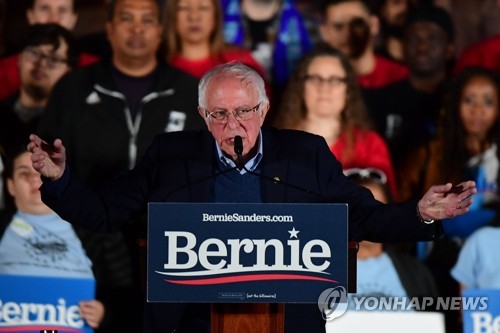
[198,62,269,109]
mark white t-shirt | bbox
[451,226,500,289]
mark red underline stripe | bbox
[0,326,83,332]
[165,274,337,285]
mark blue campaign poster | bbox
[0,275,95,333]
[463,289,500,333]
[147,202,348,304]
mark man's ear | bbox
[6,178,15,197]
[198,106,211,130]
[26,9,36,25]
[66,13,79,31]
[446,43,456,60]
[369,15,380,37]
[320,23,329,42]
[105,22,113,42]
[259,102,270,126]
[197,106,207,118]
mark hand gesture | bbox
[418,181,477,221]
[27,134,66,181]
[79,300,105,329]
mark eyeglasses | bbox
[23,47,68,69]
[205,103,261,124]
[344,168,387,184]
[304,74,347,87]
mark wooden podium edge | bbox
[211,303,284,333]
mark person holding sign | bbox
[0,147,104,330]
[28,62,476,332]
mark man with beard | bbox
[319,0,408,90]
[0,23,76,156]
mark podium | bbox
[147,203,350,332]
[211,303,284,333]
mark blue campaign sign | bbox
[0,275,94,333]
[463,289,500,333]
[147,203,347,303]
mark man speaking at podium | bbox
[28,62,476,332]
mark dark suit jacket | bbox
[42,127,440,241]
[40,127,441,332]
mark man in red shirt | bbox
[0,0,99,101]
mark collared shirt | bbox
[215,129,264,175]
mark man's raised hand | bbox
[27,134,66,181]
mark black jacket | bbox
[37,60,205,185]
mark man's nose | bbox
[131,20,145,33]
[30,172,43,186]
[226,112,240,129]
[47,11,61,24]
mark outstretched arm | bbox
[418,181,477,221]
[27,134,66,180]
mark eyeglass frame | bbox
[22,46,69,69]
[343,167,387,184]
[303,74,347,87]
[202,103,262,124]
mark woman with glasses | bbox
[274,43,398,199]
[163,0,266,80]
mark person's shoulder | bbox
[468,226,500,242]
[57,61,107,84]
[0,93,18,111]
[0,53,19,69]
[78,52,100,67]
[354,128,387,144]
[463,34,500,53]
[375,54,407,70]
[156,61,199,85]
[153,129,210,150]
[264,127,326,147]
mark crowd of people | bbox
[0,0,499,332]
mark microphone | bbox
[234,135,243,156]
[234,135,244,168]
[233,135,328,201]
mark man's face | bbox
[320,1,378,56]
[27,0,78,30]
[19,39,71,102]
[7,152,52,215]
[198,77,269,161]
[404,21,452,75]
[106,0,162,63]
